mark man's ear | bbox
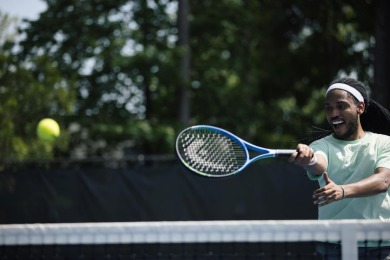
[357,101,365,115]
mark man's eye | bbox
[337,104,346,110]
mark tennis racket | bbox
[175,125,296,177]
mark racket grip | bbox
[274,149,296,157]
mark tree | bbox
[374,0,390,110]
[188,0,378,147]
[177,0,190,126]
[18,0,179,157]
[0,12,75,162]
[1,0,384,162]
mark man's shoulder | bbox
[366,132,390,141]
[364,133,390,151]
[311,134,333,144]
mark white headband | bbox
[326,83,364,102]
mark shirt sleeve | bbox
[376,135,390,170]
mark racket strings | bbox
[177,130,247,176]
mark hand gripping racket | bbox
[175,125,296,177]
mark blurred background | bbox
[0,0,389,224]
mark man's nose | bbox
[329,109,339,118]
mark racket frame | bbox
[175,125,295,177]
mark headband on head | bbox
[326,83,364,102]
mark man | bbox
[289,77,390,259]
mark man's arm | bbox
[342,167,390,198]
[313,167,390,207]
[288,144,327,175]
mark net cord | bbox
[1,219,389,260]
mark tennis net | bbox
[1,220,389,259]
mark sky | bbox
[0,0,47,20]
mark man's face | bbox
[325,89,363,140]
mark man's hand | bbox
[313,172,345,207]
[288,144,313,167]
[288,144,327,176]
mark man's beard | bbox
[333,116,359,140]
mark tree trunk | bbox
[177,0,190,125]
[373,0,390,110]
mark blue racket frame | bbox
[176,125,295,177]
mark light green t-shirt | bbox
[308,132,390,221]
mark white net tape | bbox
[1,220,389,260]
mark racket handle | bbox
[274,149,296,157]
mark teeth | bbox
[332,120,343,125]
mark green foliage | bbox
[0,0,379,162]
[189,0,375,146]
[66,119,175,159]
[0,13,75,163]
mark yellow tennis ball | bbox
[37,118,60,141]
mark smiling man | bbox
[289,77,390,258]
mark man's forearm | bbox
[305,154,327,176]
[341,167,390,198]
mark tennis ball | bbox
[37,118,60,142]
